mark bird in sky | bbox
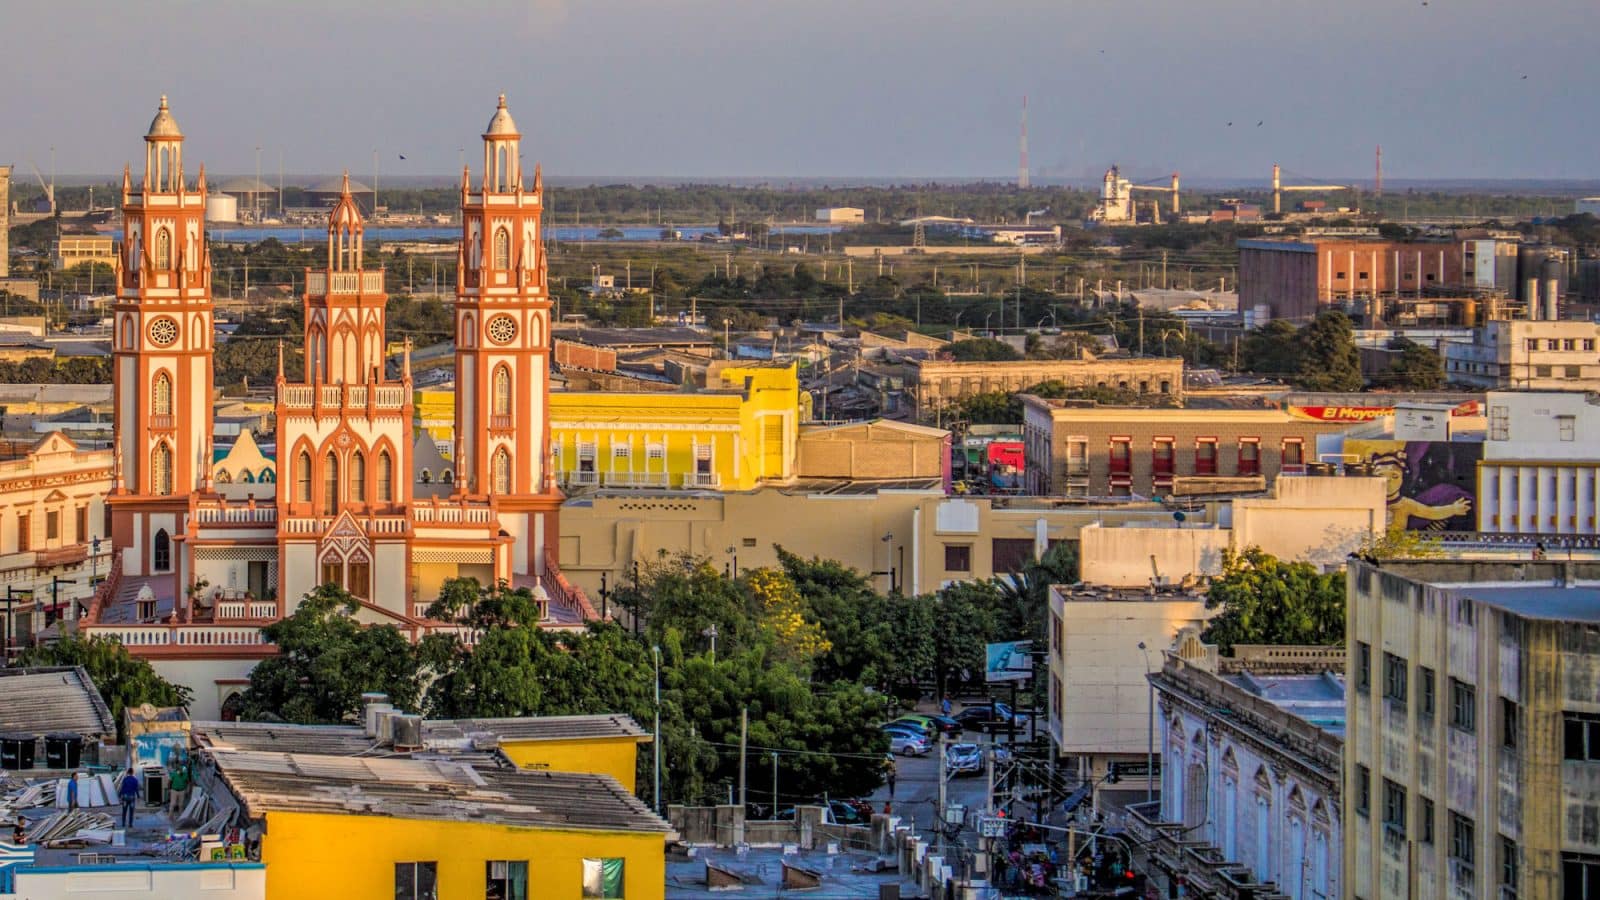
[1226,121,1233,127]
[1256,120,1264,127]
[399,154,408,160]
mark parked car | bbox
[880,722,927,740]
[944,742,1012,776]
[884,715,938,737]
[925,714,963,735]
[953,702,1031,734]
[887,731,930,757]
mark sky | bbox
[3,0,1596,183]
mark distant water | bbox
[205,224,842,244]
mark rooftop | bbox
[191,713,648,756]
[210,750,673,835]
[555,326,713,348]
[1223,670,1347,737]
[1447,583,1600,624]
[0,667,116,738]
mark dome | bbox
[483,93,519,137]
[146,95,182,139]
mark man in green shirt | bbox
[167,754,191,815]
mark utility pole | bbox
[738,707,748,812]
[936,735,948,849]
[772,751,779,816]
[1162,249,1169,289]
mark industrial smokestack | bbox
[1543,255,1562,321]
[1017,95,1030,190]
[1525,276,1542,320]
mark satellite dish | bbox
[1173,511,1187,523]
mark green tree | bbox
[944,338,1022,362]
[1295,311,1364,391]
[993,541,1079,644]
[1239,320,1301,378]
[239,583,422,723]
[1383,337,1444,390]
[1200,547,1345,653]
[15,636,192,738]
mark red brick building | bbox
[1239,238,1464,322]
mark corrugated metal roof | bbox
[192,722,376,755]
[426,713,648,743]
[210,749,673,835]
[0,667,115,737]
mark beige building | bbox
[1046,583,1213,808]
[912,356,1184,419]
[795,419,950,483]
[53,235,117,271]
[1345,558,1600,899]
[1021,399,1346,497]
[1444,319,1600,390]
[0,432,114,651]
[557,489,1197,600]
[1078,473,1387,586]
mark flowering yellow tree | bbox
[745,568,832,665]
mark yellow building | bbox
[209,749,674,900]
[416,363,805,491]
[425,714,649,793]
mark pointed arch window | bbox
[377,450,393,503]
[296,450,313,503]
[492,447,512,494]
[155,228,172,269]
[323,452,340,513]
[493,227,511,269]
[152,372,172,416]
[151,442,173,495]
[351,451,367,503]
[152,529,172,572]
[493,365,512,417]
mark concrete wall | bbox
[9,863,265,900]
[1230,475,1387,565]
[1080,524,1229,587]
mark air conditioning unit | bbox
[393,714,425,751]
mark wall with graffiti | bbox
[1346,439,1482,531]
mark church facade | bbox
[82,96,591,718]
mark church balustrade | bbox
[194,504,276,526]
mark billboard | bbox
[1346,439,1481,531]
[1291,402,1480,423]
[985,640,1034,682]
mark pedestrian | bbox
[11,820,25,845]
[940,695,952,716]
[65,775,79,810]
[167,755,191,815]
[882,753,898,800]
[117,768,140,829]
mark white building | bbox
[1478,389,1600,535]
[814,207,863,224]
[1046,584,1213,809]
[1129,635,1345,900]
[1443,319,1600,390]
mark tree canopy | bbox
[1199,547,1345,652]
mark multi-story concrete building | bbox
[1479,390,1600,535]
[1045,584,1213,809]
[1130,637,1346,900]
[53,235,117,271]
[1239,238,1463,323]
[1020,400,1345,497]
[1345,558,1600,899]
[911,356,1183,420]
[0,432,114,653]
[1444,319,1600,390]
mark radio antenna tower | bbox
[1017,95,1030,189]
[1375,145,1383,199]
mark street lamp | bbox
[702,624,719,660]
[652,645,663,813]
[1138,641,1154,804]
[597,571,610,620]
[723,318,732,359]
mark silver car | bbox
[888,732,930,757]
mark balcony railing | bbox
[306,271,384,296]
[34,545,88,568]
[194,504,277,526]
[148,415,174,431]
[81,624,268,648]
[689,471,720,488]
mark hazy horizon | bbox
[4,0,1595,182]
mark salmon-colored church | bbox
[82,96,592,718]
